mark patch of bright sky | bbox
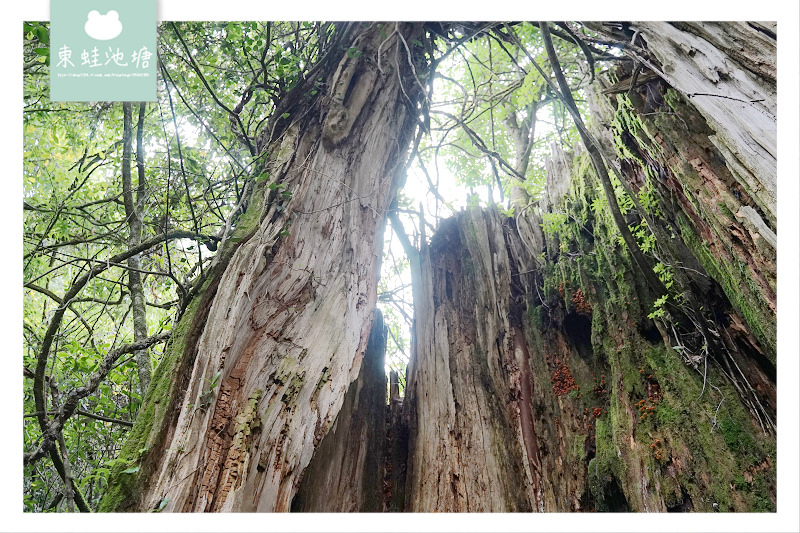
[378,52,565,377]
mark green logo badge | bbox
[50,0,156,102]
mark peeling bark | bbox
[101,22,426,513]
[291,310,388,512]
[587,21,776,228]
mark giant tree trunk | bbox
[400,22,776,512]
[100,22,425,512]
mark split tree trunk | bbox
[101,21,777,513]
[100,22,425,512]
[400,22,776,512]
[290,310,388,512]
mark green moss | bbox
[675,214,775,361]
[527,304,544,330]
[315,365,331,392]
[717,201,735,221]
[98,279,210,512]
[534,118,775,511]
[275,355,299,385]
[568,432,587,465]
[753,493,773,512]
[655,400,680,427]
[718,412,758,460]
[660,474,682,508]
[567,388,580,400]
[225,181,268,245]
[751,473,776,512]
[588,418,627,511]
[235,389,264,435]
[732,473,748,491]
[611,95,667,164]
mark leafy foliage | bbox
[22,20,334,512]
[419,23,588,211]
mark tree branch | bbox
[169,22,256,156]
[25,409,134,428]
[26,331,171,466]
[31,229,198,461]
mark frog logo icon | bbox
[84,10,123,41]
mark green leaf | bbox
[35,26,49,44]
[34,47,49,57]
[121,466,140,474]
[346,47,362,59]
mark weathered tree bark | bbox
[586,22,776,229]
[291,310,388,512]
[100,22,426,512]
[634,22,776,228]
[400,22,776,512]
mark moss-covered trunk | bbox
[399,23,776,511]
[402,144,775,511]
[100,22,425,513]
